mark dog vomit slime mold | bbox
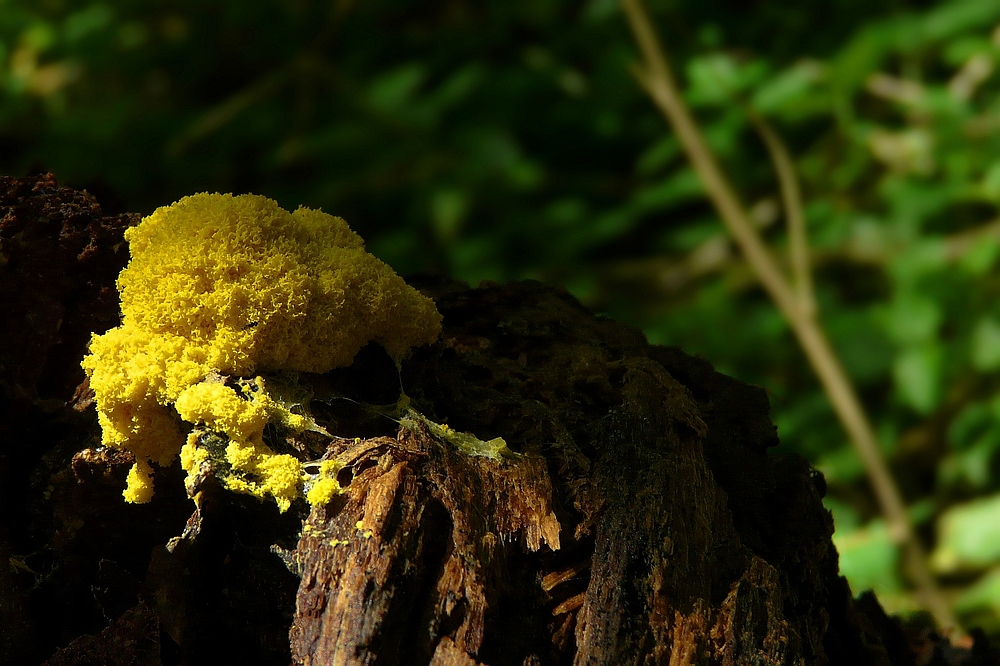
[81,193,441,510]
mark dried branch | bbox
[746,109,815,319]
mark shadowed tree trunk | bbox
[2,174,989,665]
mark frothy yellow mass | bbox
[81,193,442,507]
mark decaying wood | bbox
[282,279,905,665]
[4,174,994,665]
[289,426,559,665]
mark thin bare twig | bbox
[746,110,815,319]
[619,0,960,633]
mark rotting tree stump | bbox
[2,173,993,666]
[279,279,890,666]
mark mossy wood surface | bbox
[0,174,964,665]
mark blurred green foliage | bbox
[4,0,1000,637]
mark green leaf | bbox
[972,317,1000,371]
[685,53,767,106]
[545,198,588,229]
[883,182,956,236]
[635,136,680,177]
[582,0,618,22]
[943,35,997,66]
[686,53,742,105]
[981,162,1000,202]
[367,64,427,112]
[886,239,948,285]
[21,21,57,52]
[893,343,943,413]
[828,310,894,383]
[630,168,703,212]
[949,400,994,449]
[931,493,1000,573]
[955,566,1000,614]
[938,439,997,489]
[816,446,865,483]
[824,496,861,533]
[752,59,826,115]
[921,0,1000,42]
[63,4,114,44]
[846,214,889,255]
[424,64,486,114]
[834,519,904,595]
[829,24,892,100]
[506,160,545,190]
[881,293,942,345]
[959,237,1000,275]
